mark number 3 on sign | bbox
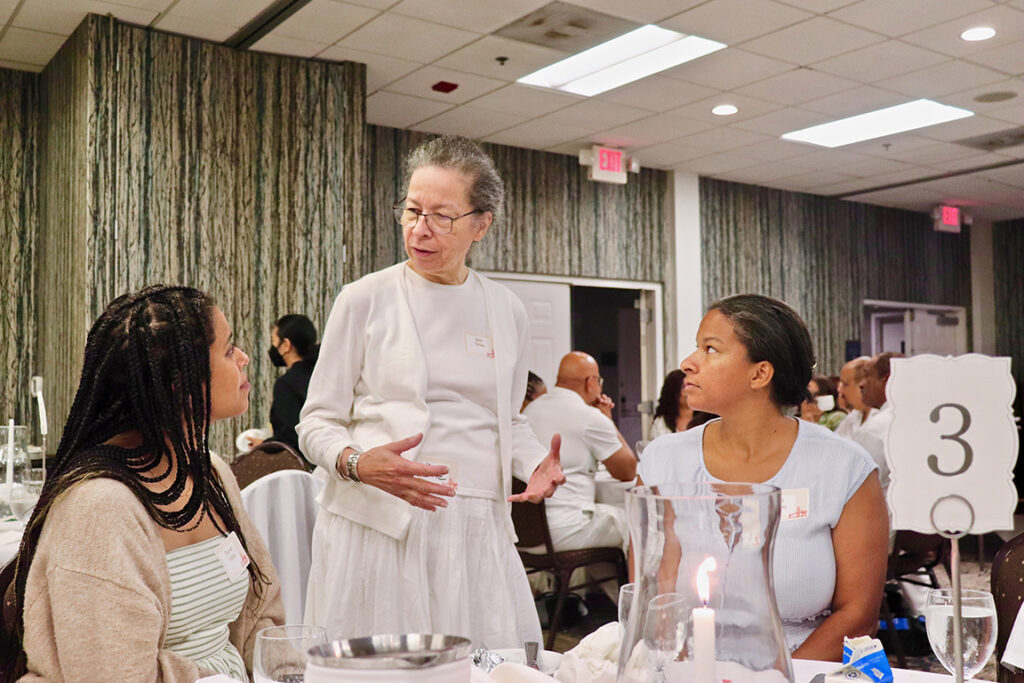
[887,355,1018,535]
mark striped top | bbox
[165,535,249,679]
[639,418,876,651]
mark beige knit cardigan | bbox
[19,455,286,682]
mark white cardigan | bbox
[297,262,548,541]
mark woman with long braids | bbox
[2,285,284,681]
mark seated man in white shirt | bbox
[523,352,637,556]
[852,352,902,492]
[834,356,874,439]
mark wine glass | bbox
[925,588,997,680]
[619,582,636,637]
[643,593,688,682]
[254,625,328,683]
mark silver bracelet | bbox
[346,449,364,484]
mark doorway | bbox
[484,272,663,448]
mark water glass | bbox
[925,588,997,680]
[643,593,688,682]
[619,582,636,639]
[254,625,328,683]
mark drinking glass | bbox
[254,625,328,683]
[925,588,997,680]
[619,583,636,633]
[643,593,688,682]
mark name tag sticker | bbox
[464,333,494,358]
[216,531,250,582]
[781,488,810,522]
[423,457,459,486]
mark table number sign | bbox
[887,354,1018,534]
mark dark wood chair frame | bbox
[229,440,309,490]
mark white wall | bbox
[672,171,702,368]
[969,220,997,354]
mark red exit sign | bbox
[934,204,962,233]
[588,145,627,184]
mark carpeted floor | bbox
[541,534,1003,681]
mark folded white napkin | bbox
[1003,603,1024,672]
[490,662,555,682]
[554,622,620,683]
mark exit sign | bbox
[934,205,962,233]
[588,145,627,184]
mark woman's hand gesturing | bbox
[349,434,456,511]
[508,435,565,503]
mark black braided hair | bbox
[10,284,267,645]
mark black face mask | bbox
[268,344,286,367]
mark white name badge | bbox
[887,354,1018,535]
[781,488,810,522]
[215,531,251,582]
[464,333,494,358]
[422,456,459,487]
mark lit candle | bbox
[693,556,717,683]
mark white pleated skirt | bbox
[304,495,542,649]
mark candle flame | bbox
[696,556,717,605]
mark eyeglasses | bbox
[588,375,604,387]
[393,203,483,235]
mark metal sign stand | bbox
[931,494,975,683]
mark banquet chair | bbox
[992,532,1024,682]
[510,478,628,650]
[241,469,325,624]
[230,440,308,490]
[889,531,946,589]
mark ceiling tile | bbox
[11,0,158,35]
[832,156,918,178]
[168,0,278,28]
[812,41,948,83]
[667,93,783,125]
[730,107,826,135]
[729,138,816,162]
[470,84,582,117]
[899,5,1024,58]
[829,0,996,38]
[742,17,885,65]
[674,125,775,151]
[845,186,948,212]
[965,39,1024,76]
[250,34,328,59]
[340,0,398,8]
[660,48,794,90]
[733,68,860,105]
[384,66,506,104]
[976,164,1024,189]
[679,152,760,175]
[630,142,718,169]
[484,119,592,150]
[768,170,857,190]
[0,27,67,66]
[542,99,652,130]
[800,85,907,118]
[0,59,41,72]
[660,0,812,46]
[771,0,859,11]
[839,133,945,158]
[0,0,17,24]
[577,0,706,23]
[784,147,872,168]
[106,0,179,8]
[876,60,1006,98]
[939,78,1023,115]
[714,161,810,186]
[881,141,991,165]
[317,46,420,92]
[153,14,237,42]
[916,174,1024,204]
[916,114,1018,141]
[269,0,379,44]
[336,12,479,62]
[434,36,568,81]
[390,0,548,34]
[366,91,453,128]
[987,101,1024,125]
[925,151,1016,171]
[596,113,715,147]
[595,76,720,113]
[411,105,525,138]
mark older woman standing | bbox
[298,136,563,648]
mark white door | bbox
[491,278,571,389]
[906,308,967,356]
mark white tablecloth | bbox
[0,519,22,566]
[593,471,633,507]
[794,658,972,681]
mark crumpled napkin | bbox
[554,622,621,683]
[490,662,557,682]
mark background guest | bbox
[521,370,547,412]
[800,374,846,431]
[266,313,319,461]
[853,352,902,492]
[298,135,564,648]
[835,357,874,439]
[638,294,888,661]
[4,285,284,681]
[650,369,715,436]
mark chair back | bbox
[993,533,1024,679]
[230,440,307,490]
[509,477,554,553]
[241,469,325,624]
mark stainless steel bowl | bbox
[307,634,472,670]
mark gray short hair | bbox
[404,136,505,222]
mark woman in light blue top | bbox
[638,294,888,662]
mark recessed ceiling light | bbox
[712,104,738,116]
[518,25,726,97]
[974,91,1017,103]
[961,26,996,41]
[781,99,974,148]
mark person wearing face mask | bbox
[267,314,319,461]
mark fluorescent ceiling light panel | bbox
[781,99,974,148]
[518,25,725,96]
